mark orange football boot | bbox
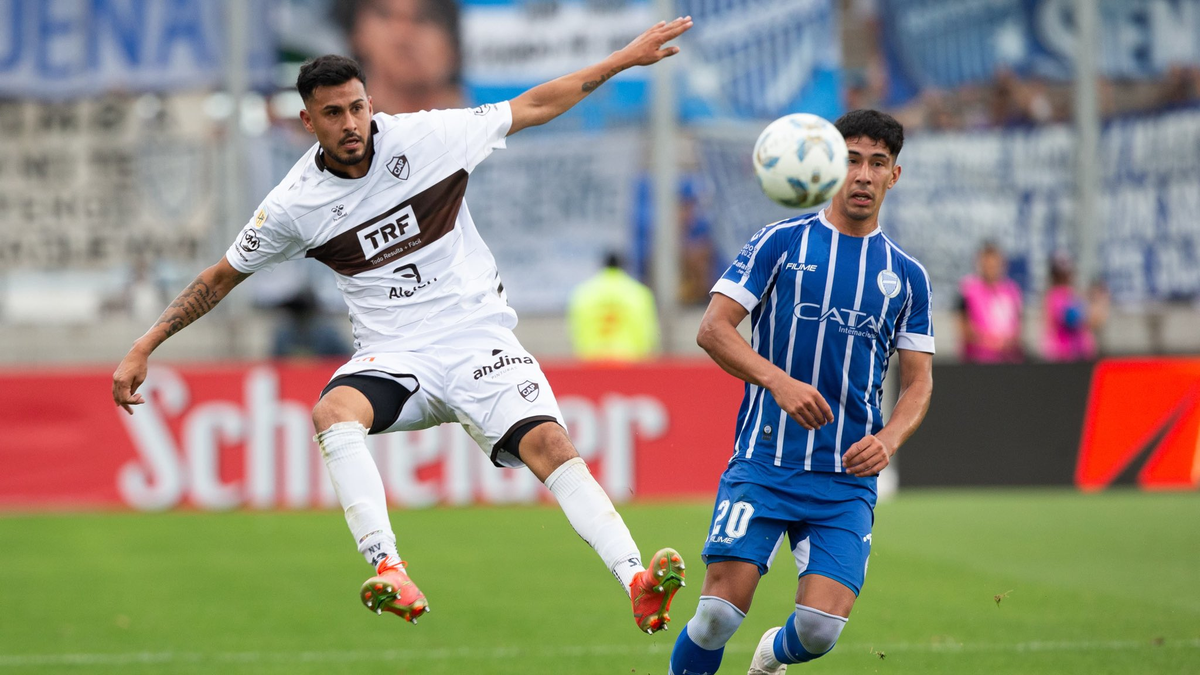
[630,548,686,634]
[360,558,429,623]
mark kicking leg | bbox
[313,385,427,622]
[519,422,686,633]
[668,560,759,675]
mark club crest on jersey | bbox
[877,270,901,298]
[358,205,422,260]
[518,380,540,402]
[386,154,410,180]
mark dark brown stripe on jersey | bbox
[306,169,468,276]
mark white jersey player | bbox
[114,17,694,634]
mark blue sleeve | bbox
[896,260,935,353]
[710,222,789,312]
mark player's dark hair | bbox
[296,55,367,102]
[835,109,905,160]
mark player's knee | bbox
[778,605,847,663]
[311,392,370,433]
[794,605,847,657]
[519,422,577,466]
[687,596,745,650]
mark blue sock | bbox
[669,624,725,675]
[772,611,821,664]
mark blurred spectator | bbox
[332,0,464,114]
[268,285,352,359]
[568,252,660,362]
[958,242,1024,363]
[1041,254,1109,362]
[632,172,717,305]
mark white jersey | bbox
[226,103,516,353]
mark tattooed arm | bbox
[506,17,692,135]
[112,258,250,414]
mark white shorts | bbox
[327,323,564,468]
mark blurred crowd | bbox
[957,244,1110,364]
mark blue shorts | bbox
[701,466,877,595]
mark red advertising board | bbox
[1077,358,1200,491]
[0,360,744,511]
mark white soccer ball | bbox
[752,113,849,209]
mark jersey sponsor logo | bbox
[518,380,540,402]
[786,262,819,272]
[357,205,421,259]
[306,170,468,276]
[386,154,410,180]
[238,228,260,252]
[254,208,267,228]
[473,352,535,380]
[862,533,872,544]
[794,302,880,339]
[388,263,438,299]
[877,270,901,298]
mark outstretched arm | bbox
[112,257,250,413]
[507,16,693,135]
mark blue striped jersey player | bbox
[668,110,935,675]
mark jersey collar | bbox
[314,119,379,179]
[819,208,881,239]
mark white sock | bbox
[316,422,399,569]
[544,457,643,595]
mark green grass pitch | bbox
[1,490,1197,674]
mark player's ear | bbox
[888,163,901,189]
[367,95,373,117]
[299,108,315,134]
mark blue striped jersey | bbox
[711,210,935,474]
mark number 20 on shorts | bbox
[711,500,755,539]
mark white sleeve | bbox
[430,101,513,172]
[225,196,306,274]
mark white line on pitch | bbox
[0,638,1197,668]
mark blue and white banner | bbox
[462,0,841,126]
[679,0,841,121]
[0,0,276,99]
[696,107,1200,307]
[462,0,655,128]
[881,0,1200,105]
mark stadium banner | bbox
[0,0,275,99]
[677,0,842,121]
[1077,358,1200,492]
[462,0,840,124]
[467,131,639,313]
[696,106,1200,308]
[461,0,654,128]
[0,95,217,271]
[0,360,743,511]
[879,0,1200,105]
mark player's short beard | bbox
[325,142,369,168]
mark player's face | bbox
[834,136,900,222]
[300,79,374,171]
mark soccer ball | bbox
[752,113,848,209]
